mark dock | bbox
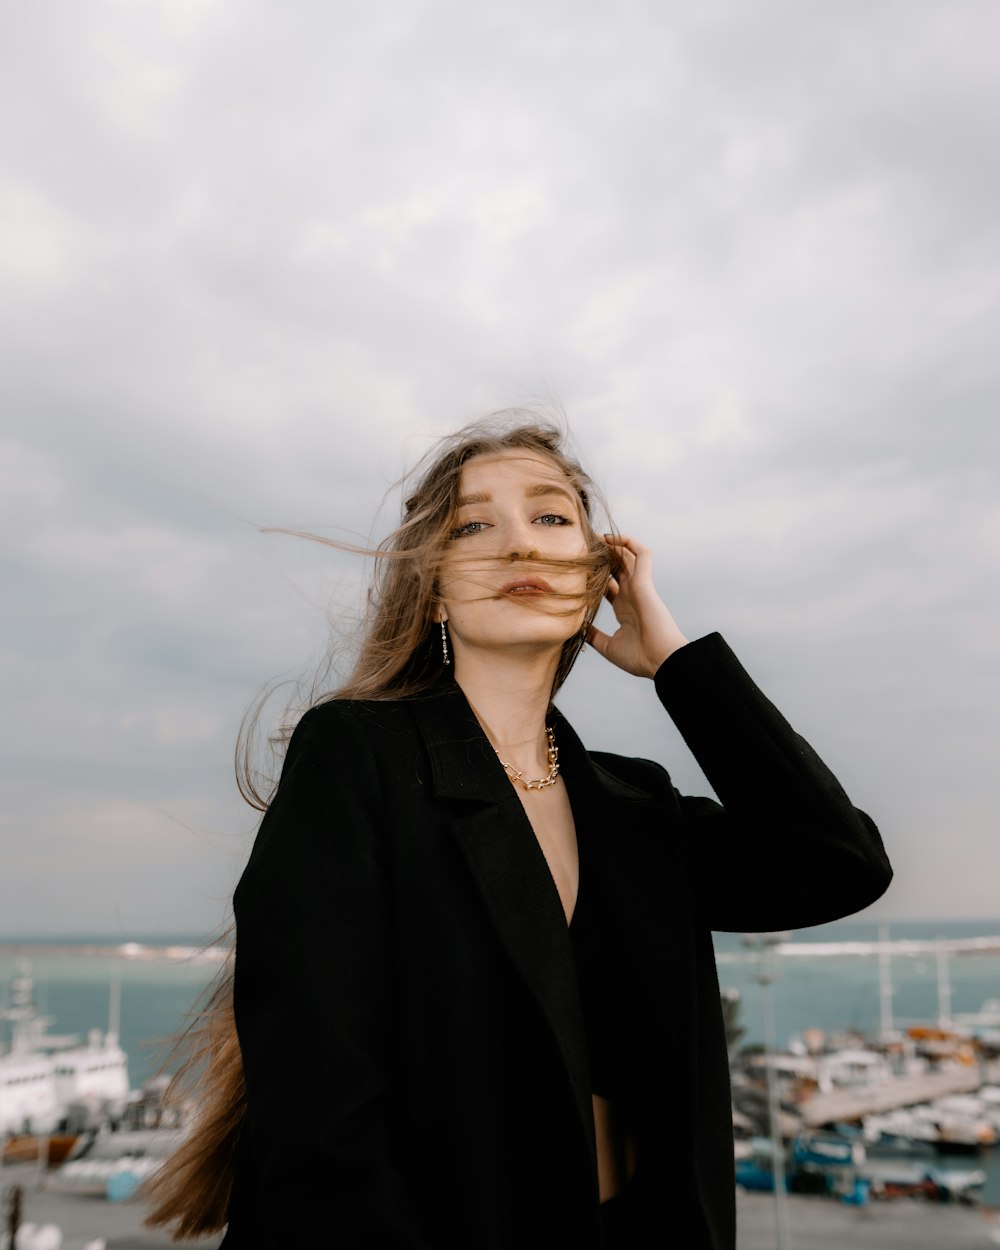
[801,1065,995,1126]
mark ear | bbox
[435,609,448,624]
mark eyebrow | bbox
[456,483,578,508]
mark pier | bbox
[800,1065,998,1127]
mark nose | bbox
[498,517,539,562]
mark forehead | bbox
[457,449,574,496]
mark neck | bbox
[451,643,560,775]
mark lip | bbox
[500,578,553,595]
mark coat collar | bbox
[408,679,655,807]
[407,681,512,804]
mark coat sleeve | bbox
[652,632,892,932]
[231,701,432,1247]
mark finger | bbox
[601,539,622,581]
[612,552,635,588]
[618,546,638,577]
[604,575,620,603]
[601,538,631,581]
[605,534,650,583]
[606,533,649,555]
[604,534,649,570]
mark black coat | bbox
[221,633,891,1249]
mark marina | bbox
[7,920,1000,1245]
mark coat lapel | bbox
[408,686,597,1176]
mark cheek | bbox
[436,549,468,587]
[437,561,490,605]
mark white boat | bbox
[864,1104,995,1153]
[931,1092,1000,1133]
[0,961,129,1136]
[815,1048,892,1093]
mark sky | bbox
[1,0,998,935]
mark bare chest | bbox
[511,779,579,925]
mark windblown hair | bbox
[144,413,616,1239]
[142,949,244,1238]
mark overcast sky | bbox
[2,0,998,935]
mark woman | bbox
[147,417,891,1249]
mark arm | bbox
[587,535,892,932]
[232,702,431,1247]
[654,633,892,932]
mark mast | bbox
[107,972,121,1045]
[936,944,953,1028]
[878,922,894,1038]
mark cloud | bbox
[2,0,998,928]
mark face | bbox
[436,450,593,661]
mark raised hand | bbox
[586,535,689,678]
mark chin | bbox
[448,606,585,658]
[500,626,581,652]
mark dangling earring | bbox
[440,619,450,666]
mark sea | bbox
[4,917,1000,1200]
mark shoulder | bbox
[291,696,419,745]
[281,697,430,788]
[282,699,366,765]
[243,700,407,876]
[273,698,411,795]
[294,684,466,743]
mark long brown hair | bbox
[144,413,616,1239]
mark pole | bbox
[108,971,121,1044]
[936,946,952,1029]
[4,1183,21,1246]
[34,1131,50,1191]
[744,933,791,1250]
[878,922,894,1038]
[758,948,790,1250]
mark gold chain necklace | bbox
[495,726,560,791]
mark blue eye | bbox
[535,513,571,526]
[451,519,489,538]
